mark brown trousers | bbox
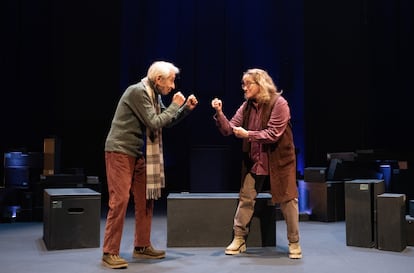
[102,152,153,255]
[233,173,300,243]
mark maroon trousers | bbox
[103,152,154,255]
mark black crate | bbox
[167,192,275,247]
[345,179,385,248]
[377,193,406,252]
[43,188,101,250]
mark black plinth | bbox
[167,192,275,247]
[377,193,406,252]
[345,179,385,248]
[43,188,101,250]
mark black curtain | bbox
[119,0,304,191]
[305,0,414,165]
[2,0,413,199]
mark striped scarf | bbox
[144,78,165,200]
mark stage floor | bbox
[0,203,413,273]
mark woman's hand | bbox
[211,98,223,113]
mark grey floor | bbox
[1,203,413,273]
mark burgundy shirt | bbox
[214,95,291,175]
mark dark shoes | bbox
[102,253,128,269]
[102,245,165,269]
[133,245,166,259]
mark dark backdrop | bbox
[305,0,414,164]
[1,0,413,205]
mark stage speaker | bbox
[304,167,327,183]
[304,181,344,222]
[43,188,101,250]
[345,179,385,248]
[167,192,275,247]
[4,152,43,188]
[406,215,414,246]
[377,193,406,251]
[410,200,414,217]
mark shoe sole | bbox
[133,253,166,259]
[289,253,302,259]
[102,261,128,269]
[225,244,247,255]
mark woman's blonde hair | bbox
[243,68,281,103]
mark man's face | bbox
[155,72,176,95]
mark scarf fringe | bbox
[146,188,162,200]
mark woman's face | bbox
[241,75,260,100]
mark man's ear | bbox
[156,75,163,83]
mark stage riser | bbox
[43,188,101,250]
[167,193,276,247]
[377,193,406,252]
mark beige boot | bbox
[288,242,302,259]
[225,235,246,255]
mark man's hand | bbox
[172,91,186,106]
[186,94,198,110]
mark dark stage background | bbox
[1,0,413,210]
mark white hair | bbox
[147,61,179,81]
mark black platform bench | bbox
[167,192,276,247]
